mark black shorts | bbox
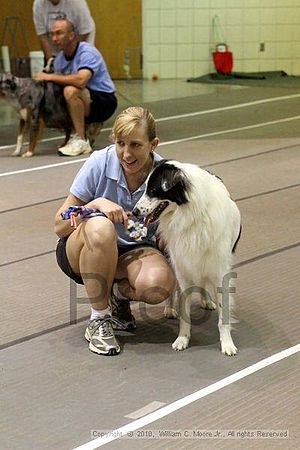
[56,236,157,285]
[56,237,84,284]
[86,90,117,124]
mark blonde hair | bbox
[111,106,157,142]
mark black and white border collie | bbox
[133,159,241,356]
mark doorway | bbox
[88,0,142,79]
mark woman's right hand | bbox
[54,193,85,238]
[88,198,129,228]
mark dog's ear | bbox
[161,169,184,192]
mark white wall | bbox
[142,0,300,79]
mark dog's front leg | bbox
[172,288,191,351]
[217,280,238,356]
[218,320,237,356]
[164,284,179,319]
[23,117,44,157]
[12,117,28,156]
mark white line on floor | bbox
[73,343,300,450]
[155,92,300,122]
[1,114,300,178]
[0,126,111,151]
[125,401,166,420]
[162,114,300,145]
[1,91,300,151]
[0,135,68,150]
[0,157,89,177]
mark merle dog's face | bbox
[0,73,17,97]
[132,160,190,224]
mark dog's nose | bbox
[132,207,140,216]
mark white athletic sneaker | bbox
[85,315,121,356]
[58,134,92,156]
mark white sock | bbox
[90,306,111,320]
[113,282,128,301]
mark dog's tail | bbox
[232,225,242,253]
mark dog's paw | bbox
[200,299,216,310]
[221,340,238,356]
[164,306,178,319]
[22,151,34,158]
[11,149,21,157]
[172,336,189,351]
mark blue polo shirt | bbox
[54,41,115,93]
[70,145,162,249]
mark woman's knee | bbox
[135,268,175,304]
[66,218,117,270]
[81,217,117,249]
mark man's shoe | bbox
[58,134,92,156]
[85,315,121,355]
[110,290,136,331]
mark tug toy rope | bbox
[61,205,148,240]
[61,206,105,229]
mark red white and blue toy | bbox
[61,205,148,240]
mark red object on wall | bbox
[213,44,233,74]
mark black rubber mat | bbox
[187,71,300,88]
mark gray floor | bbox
[1,79,300,450]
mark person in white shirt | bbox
[33,0,96,63]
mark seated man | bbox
[33,0,96,63]
[35,18,117,156]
